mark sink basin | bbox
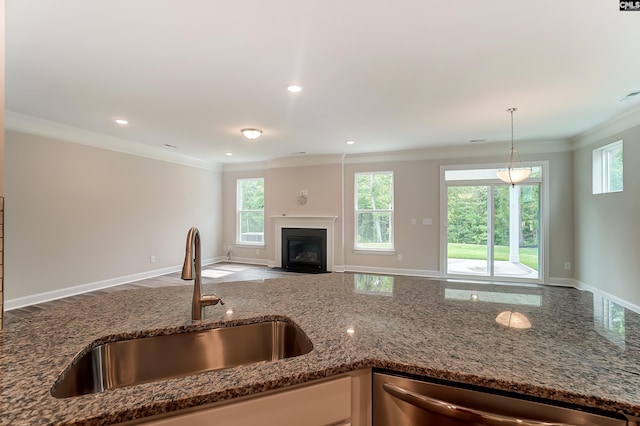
[51,320,313,398]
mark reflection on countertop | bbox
[2,272,640,425]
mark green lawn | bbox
[448,243,538,271]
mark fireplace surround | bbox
[271,215,338,272]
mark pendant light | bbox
[496,108,531,186]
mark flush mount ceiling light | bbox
[346,140,356,145]
[287,85,302,93]
[241,128,262,140]
[496,108,531,187]
[114,118,129,126]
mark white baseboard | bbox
[228,257,270,266]
[576,280,640,314]
[5,258,219,310]
[545,277,578,287]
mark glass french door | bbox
[445,178,541,281]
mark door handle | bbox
[382,383,584,426]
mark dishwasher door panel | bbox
[372,372,629,426]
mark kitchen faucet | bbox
[181,227,224,320]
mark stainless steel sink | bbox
[51,320,313,398]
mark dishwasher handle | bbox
[382,383,582,426]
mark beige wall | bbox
[222,149,574,282]
[4,130,222,301]
[343,160,441,273]
[573,123,640,306]
[342,151,574,279]
[223,162,343,265]
[4,128,579,304]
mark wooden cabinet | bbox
[126,370,371,426]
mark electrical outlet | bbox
[423,218,432,225]
[397,254,403,261]
[411,218,416,225]
[564,262,571,270]
[150,255,156,263]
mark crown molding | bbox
[223,153,345,172]
[4,111,221,171]
[342,138,572,165]
[267,153,344,169]
[571,104,640,149]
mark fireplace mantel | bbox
[271,215,338,271]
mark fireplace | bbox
[281,228,327,273]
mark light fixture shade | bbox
[496,167,532,185]
[241,128,262,139]
[495,310,532,329]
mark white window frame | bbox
[236,177,265,246]
[593,140,623,194]
[354,171,394,252]
[439,162,549,284]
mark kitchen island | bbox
[2,272,640,425]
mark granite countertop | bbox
[2,272,640,425]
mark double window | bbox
[237,178,264,245]
[593,140,623,194]
[355,172,394,250]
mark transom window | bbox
[355,171,394,251]
[237,178,264,245]
[593,140,623,194]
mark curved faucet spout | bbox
[181,227,224,321]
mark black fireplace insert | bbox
[281,227,327,273]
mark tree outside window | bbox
[237,178,264,244]
[593,140,623,194]
[355,172,393,250]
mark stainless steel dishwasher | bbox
[373,372,635,425]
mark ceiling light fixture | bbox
[496,108,531,187]
[114,119,129,126]
[225,152,233,156]
[241,128,262,140]
[346,140,355,145]
[287,85,302,93]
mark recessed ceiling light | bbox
[225,152,233,156]
[114,119,129,125]
[287,85,302,93]
[241,128,262,139]
[346,140,356,145]
[164,144,178,149]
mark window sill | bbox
[353,249,396,255]
[235,242,266,248]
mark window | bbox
[593,140,623,194]
[237,178,264,245]
[355,172,394,250]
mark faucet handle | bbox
[200,294,224,306]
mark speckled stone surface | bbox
[2,273,640,425]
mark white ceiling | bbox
[6,0,640,166]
